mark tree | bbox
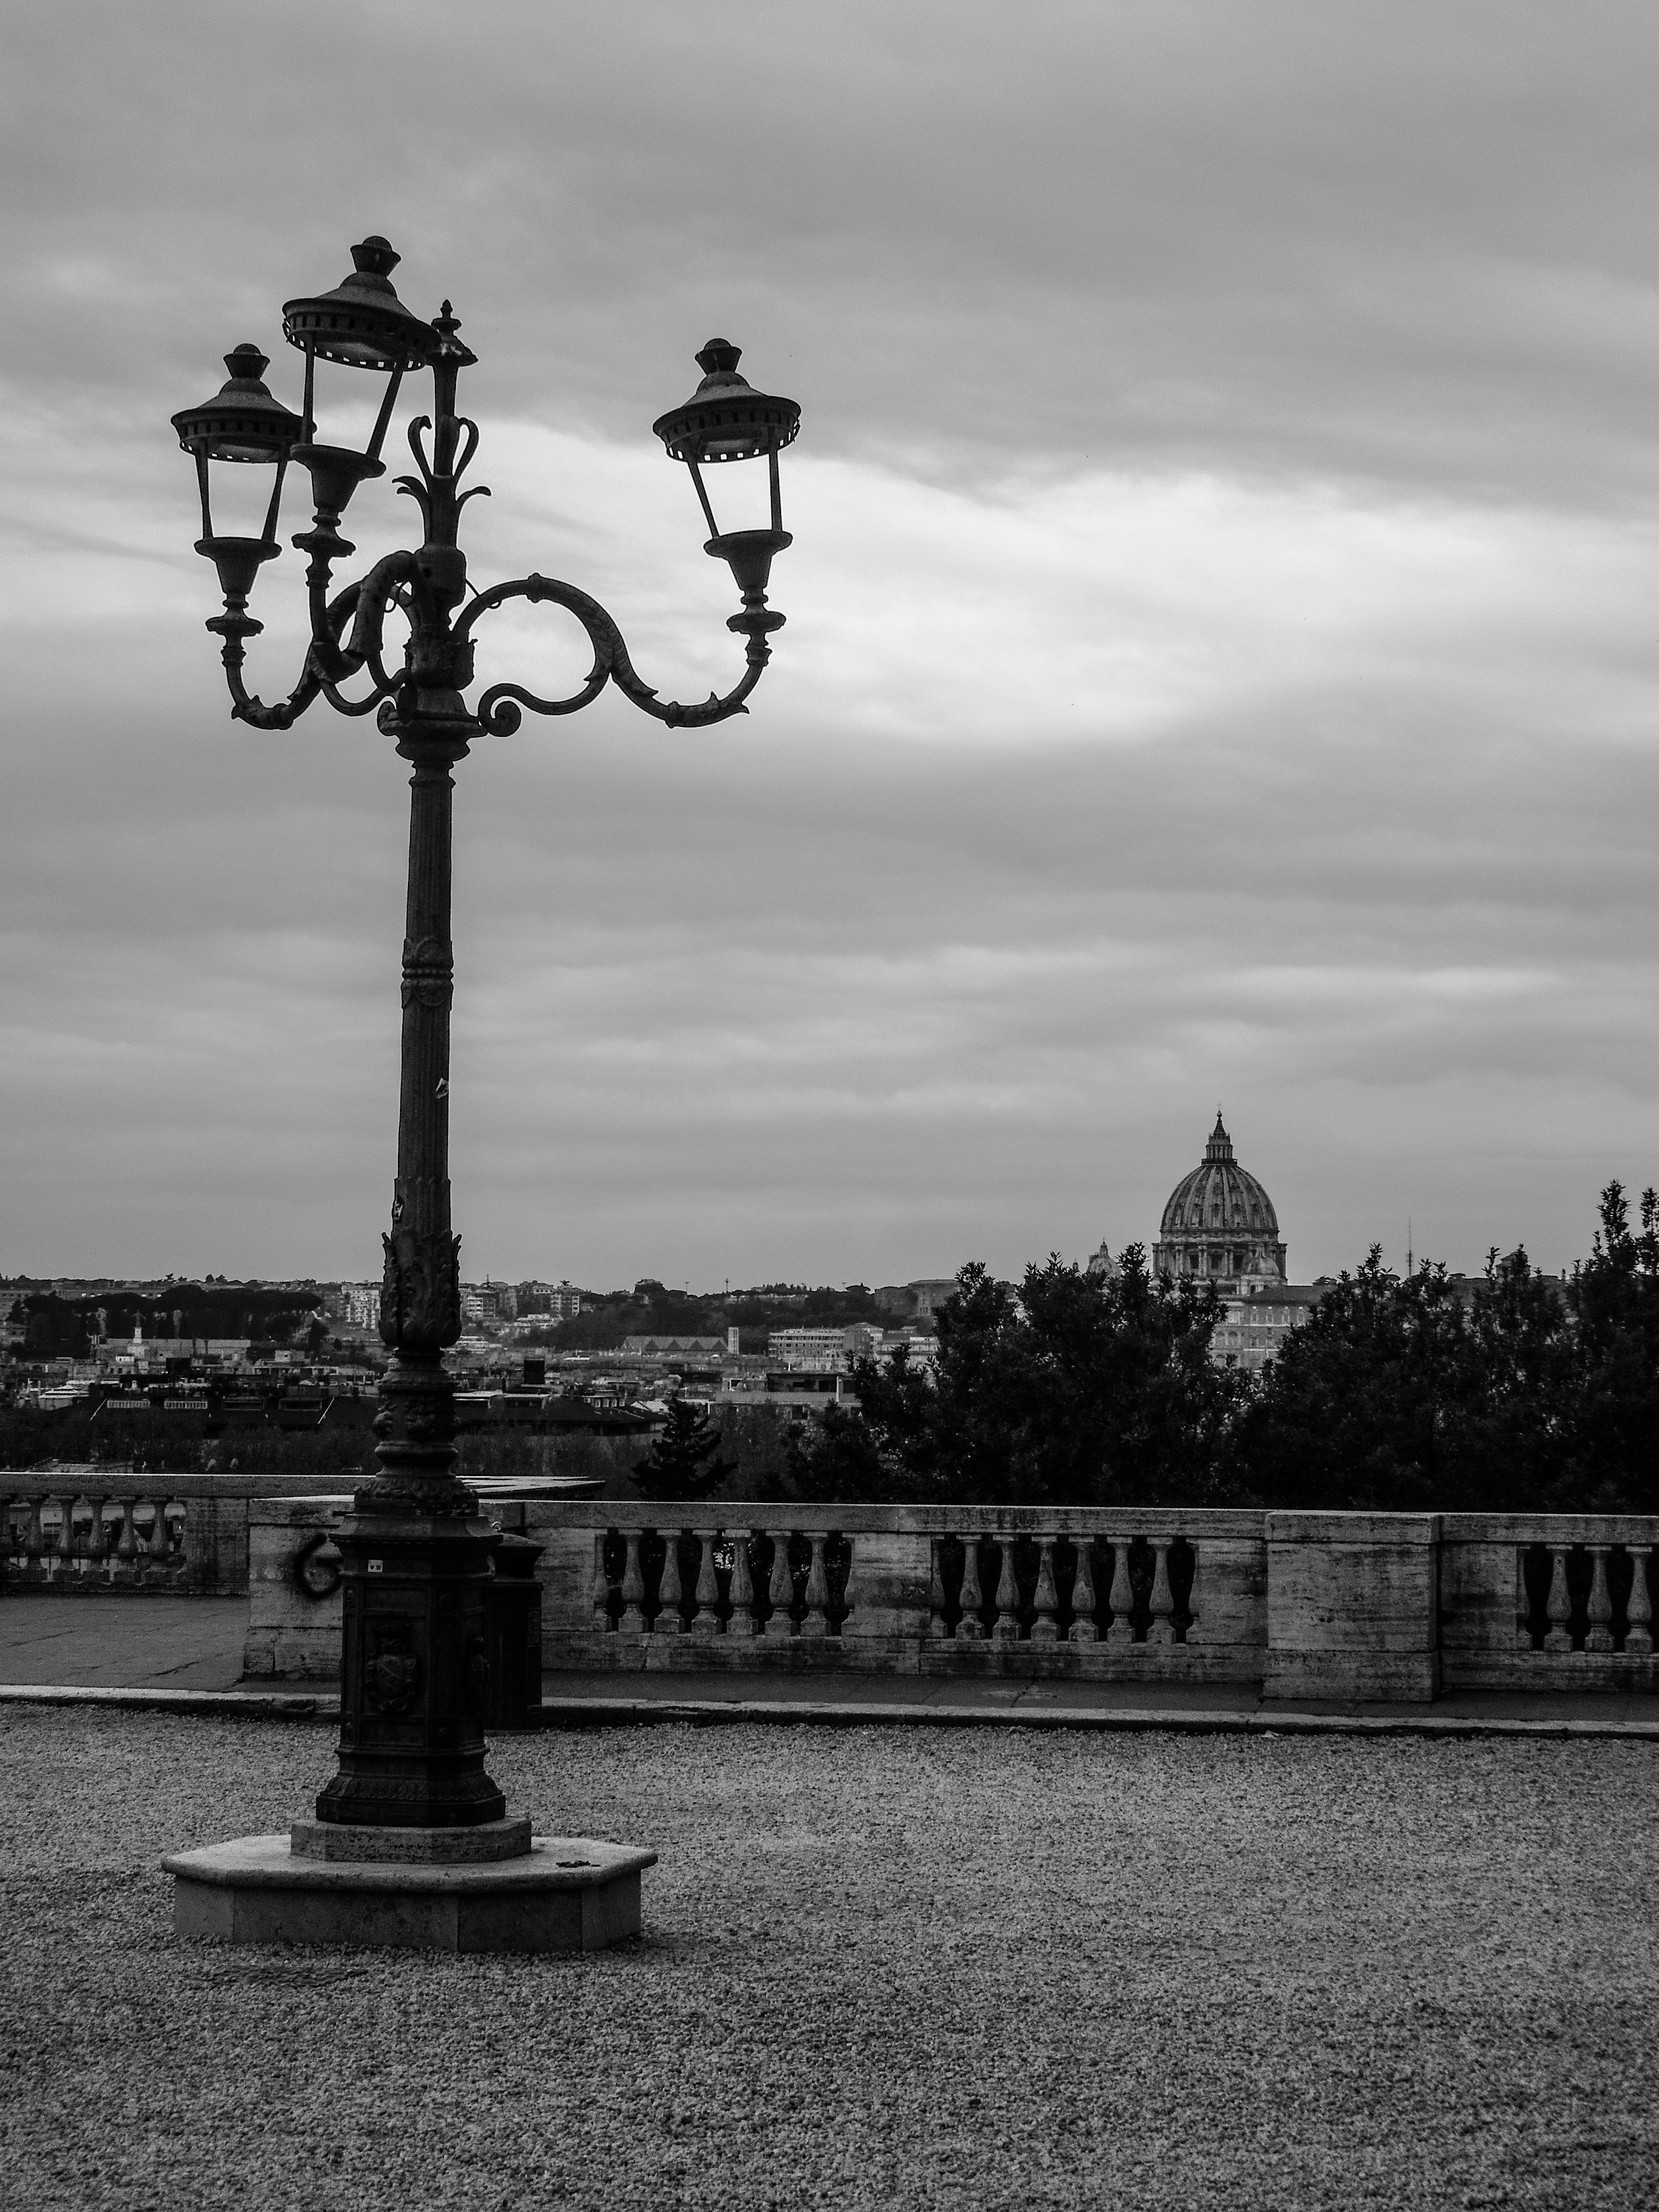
[842,1251,1239,1508]
[1557,1181,1659,1511]
[1226,1250,1481,1509]
[775,1399,890,1502]
[629,1399,737,1502]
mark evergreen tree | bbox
[629,1398,737,1502]
[844,1251,1238,1507]
[1558,1181,1659,1511]
[1226,1250,1481,1509]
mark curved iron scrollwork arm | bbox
[222,563,418,729]
[455,573,772,734]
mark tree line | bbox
[769,1182,1659,1515]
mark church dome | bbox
[1153,1112,1286,1287]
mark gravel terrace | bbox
[2,1710,1654,2212]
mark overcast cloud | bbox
[3,1,1658,1288]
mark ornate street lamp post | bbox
[166,238,798,1918]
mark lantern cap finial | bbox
[351,236,400,279]
[653,339,800,466]
[282,238,433,372]
[172,343,303,462]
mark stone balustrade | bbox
[10,1475,1657,1705]
[0,1469,595,1603]
[0,1472,349,1598]
[544,1505,1269,1683]
[1439,1514,1658,1692]
[537,1504,1659,1699]
[1,1489,196,1591]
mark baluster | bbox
[691,1528,721,1637]
[929,1538,950,1637]
[591,1531,612,1633]
[1515,1545,1534,1651]
[23,1496,45,1586]
[162,1500,186,1576]
[654,1530,684,1635]
[1624,1546,1653,1657]
[1069,1537,1098,1644]
[836,1539,854,1638]
[1106,1540,1136,1644]
[801,1534,832,1639]
[113,1498,140,1582]
[41,1495,66,1585]
[1183,1540,1203,1646]
[1543,1545,1573,1653]
[1586,1544,1615,1654]
[1031,1539,1060,1643]
[65,1496,89,1579]
[1147,1539,1176,1646]
[141,1498,163,1570]
[766,1529,795,1636]
[85,1498,110,1582]
[728,1528,756,1639]
[991,1540,1020,1644]
[956,1536,985,1642]
[618,1530,647,1635]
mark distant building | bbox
[620,1334,726,1360]
[874,1279,960,1323]
[767,1325,886,1371]
[326,1283,379,1331]
[1210,1282,1326,1374]
[714,1370,862,1418]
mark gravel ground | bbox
[2,1712,1654,2212]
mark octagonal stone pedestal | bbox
[165,1832,656,1953]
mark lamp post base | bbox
[165,1831,656,1953]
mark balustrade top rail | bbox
[542,1502,1272,1536]
[6,1479,1659,1542]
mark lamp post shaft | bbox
[315,726,507,1832]
[383,741,463,1371]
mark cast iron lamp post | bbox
[172,237,800,1839]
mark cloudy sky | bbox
[3,1,1659,1290]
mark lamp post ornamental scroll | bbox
[171,236,800,1841]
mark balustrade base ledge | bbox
[544,1633,901,1675]
[0,1580,239,1599]
[545,1632,1264,1683]
[1265,1650,1442,1704]
[532,1695,1659,1743]
[1443,1653,1659,1694]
